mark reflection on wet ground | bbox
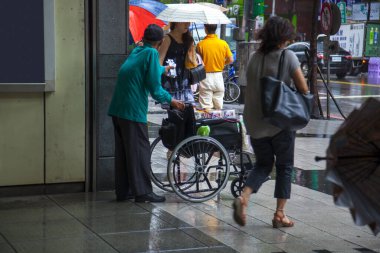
[256,168,333,196]
[141,77,380,251]
[292,168,332,195]
[150,127,332,195]
[316,75,380,119]
[149,122,334,197]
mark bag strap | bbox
[277,49,286,80]
[260,49,287,81]
[167,34,174,43]
[196,53,203,65]
[163,34,173,62]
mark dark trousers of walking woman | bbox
[245,130,296,198]
[112,117,153,200]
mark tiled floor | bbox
[1,104,379,252]
[0,181,379,253]
[154,181,380,253]
[0,193,234,253]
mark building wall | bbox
[45,0,85,183]
[266,0,314,41]
[0,0,85,188]
[0,93,44,186]
[96,0,128,190]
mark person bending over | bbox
[108,24,184,203]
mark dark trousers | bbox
[112,117,153,198]
[245,130,295,199]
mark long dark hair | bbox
[258,16,296,55]
[170,22,194,50]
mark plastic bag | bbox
[239,115,253,154]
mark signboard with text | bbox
[337,1,347,24]
[365,23,380,57]
[352,3,380,21]
[330,23,365,58]
[321,1,351,17]
[227,0,244,19]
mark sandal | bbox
[233,197,246,226]
[272,209,294,228]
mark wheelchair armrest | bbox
[197,118,239,125]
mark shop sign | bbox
[365,23,380,57]
[352,3,380,21]
[337,1,347,24]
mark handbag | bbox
[260,50,314,131]
[189,64,206,84]
[189,54,206,84]
[159,106,196,150]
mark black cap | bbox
[143,24,164,41]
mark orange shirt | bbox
[196,34,233,73]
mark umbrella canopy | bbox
[190,23,237,30]
[319,98,380,235]
[156,3,231,24]
[197,2,228,12]
[130,0,167,16]
[129,0,167,42]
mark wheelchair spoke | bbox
[168,136,231,202]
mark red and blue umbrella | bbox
[129,0,167,43]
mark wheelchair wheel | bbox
[167,136,230,203]
[230,178,245,198]
[150,137,173,192]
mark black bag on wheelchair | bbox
[197,118,241,150]
[159,118,177,150]
[159,106,195,150]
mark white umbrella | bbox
[156,3,231,24]
[197,2,228,13]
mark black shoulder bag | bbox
[159,105,196,150]
[260,50,314,131]
[189,53,206,84]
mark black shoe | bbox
[135,192,166,203]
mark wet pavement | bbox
[1,76,379,252]
[315,74,380,119]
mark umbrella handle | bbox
[315,156,332,162]
[315,155,380,162]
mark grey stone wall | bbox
[96,0,128,190]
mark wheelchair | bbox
[150,106,254,203]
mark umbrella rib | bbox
[156,4,231,24]
[337,155,380,160]
[316,155,380,161]
[368,141,380,152]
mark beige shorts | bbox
[199,72,224,109]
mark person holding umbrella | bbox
[158,22,196,105]
[108,24,184,203]
[155,3,232,107]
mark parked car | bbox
[286,41,353,79]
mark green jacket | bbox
[108,44,172,123]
